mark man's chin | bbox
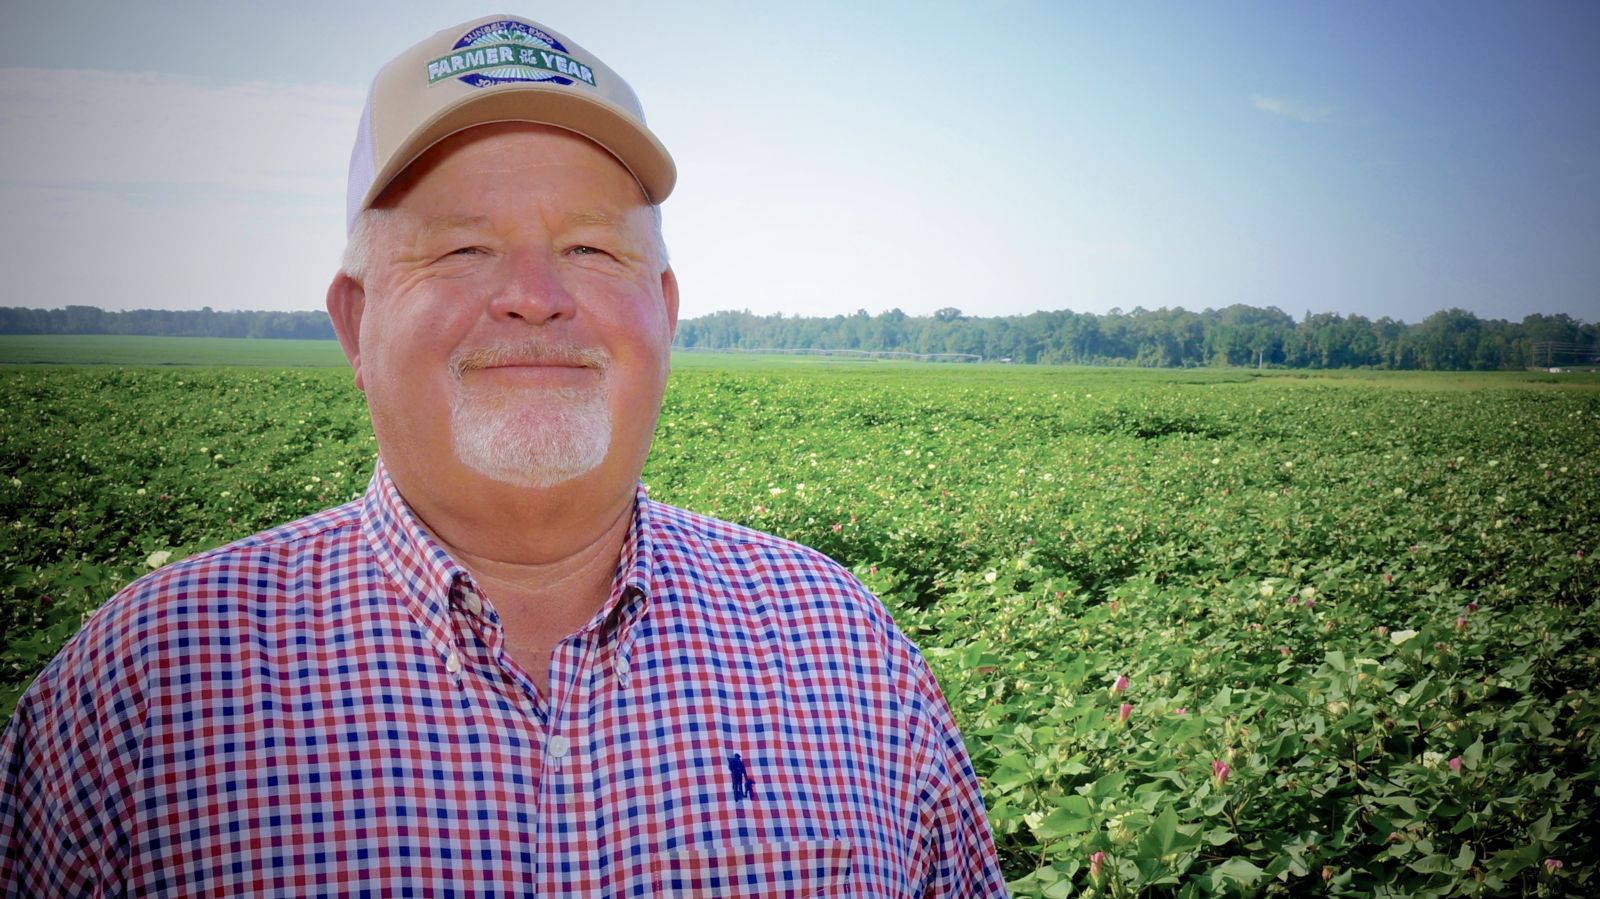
[450,403,613,491]
[467,451,608,486]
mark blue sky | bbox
[1,1,1595,324]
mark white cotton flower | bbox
[146,550,173,569]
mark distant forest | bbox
[677,306,1597,370]
[0,306,336,341]
[3,303,1596,370]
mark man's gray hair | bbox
[341,206,668,280]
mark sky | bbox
[1,0,1597,326]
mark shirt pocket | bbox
[653,838,852,898]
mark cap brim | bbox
[361,83,676,211]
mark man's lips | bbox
[480,355,595,366]
[478,360,591,370]
[465,360,600,385]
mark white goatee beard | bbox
[447,343,612,489]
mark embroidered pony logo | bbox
[727,752,756,801]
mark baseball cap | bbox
[345,13,675,233]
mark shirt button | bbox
[548,735,571,758]
[445,653,462,674]
[462,591,482,616]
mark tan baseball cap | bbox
[345,13,675,233]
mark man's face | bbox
[336,123,678,493]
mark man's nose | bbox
[489,249,577,324]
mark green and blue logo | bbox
[427,20,596,88]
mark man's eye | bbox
[569,245,607,257]
[448,246,486,257]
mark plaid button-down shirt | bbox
[1,461,1006,897]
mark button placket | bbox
[542,629,600,774]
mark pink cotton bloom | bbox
[1089,851,1105,882]
[1448,756,1463,773]
[1455,616,1468,631]
[1110,675,1129,696]
[1545,858,1563,872]
[1212,760,1231,785]
[1172,707,1187,715]
[1118,703,1133,723]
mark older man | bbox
[0,14,1006,897]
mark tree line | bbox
[0,306,336,340]
[3,303,1596,370]
[676,306,1598,370]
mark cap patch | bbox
[426,20,597,88]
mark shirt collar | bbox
[359,458,655,647]
[360,458,467,655]
[603,483,654,638]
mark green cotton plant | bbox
[2,363,1598,894]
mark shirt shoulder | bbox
[40,499,368,681]
[644,499,893,619]
[639,497,933,688]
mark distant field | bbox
[0,334,350,367]
[6,335,1599,396]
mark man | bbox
[0,14,1006,897]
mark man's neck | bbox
[390,462,637,626]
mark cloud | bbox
[1250,94,1333,123]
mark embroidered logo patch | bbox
[426,20,597,88]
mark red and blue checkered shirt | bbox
[1,461,1006,897]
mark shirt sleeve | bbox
[906,652,1010,898]
[0,615,143,898]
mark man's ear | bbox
[660,265,680,343]
[326,272,366,391]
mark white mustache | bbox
[449,343,610,380]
